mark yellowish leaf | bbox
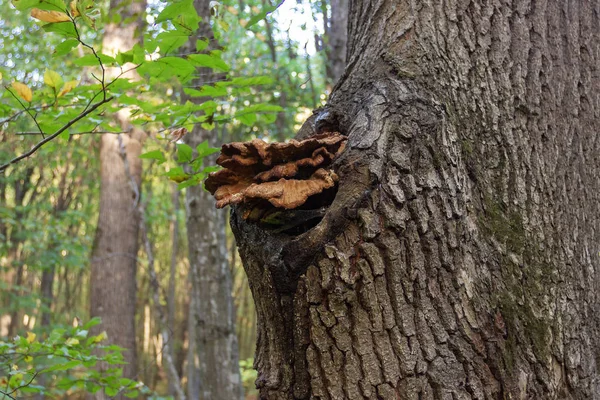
[31,8,71,23]
[58,80,78,97]
[26,332,36,343]
[70,0,80,17]
[0,72,3,80]
[65,338,79,346]
[24,355,33,363]
[169,175,188,183]
[44,69,63,89]
[239,19,247,28]
[92,331,108,343]
[11,82,32,102]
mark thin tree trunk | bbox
[89,0,147,392]
[186,293,199,400]
[139,193,186,400]
[231,1,600,398]
[325,0,347,88]
[40,161,73,329]
[6,167,36,337]
[182,1,242,398]
[263,0,289,140]
[167,184,181,398]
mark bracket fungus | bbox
[205,132,347,231]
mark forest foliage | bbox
[0,0,332,397]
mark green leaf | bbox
[116,50,133,65]
[105,386,119,397]
[183,88,204,97]
[246,4,277,29]
[176,143,193,163]
[83,317,102,329]
[156,30,190,55]
[42,21,77,38]
[72,54,115,67]
[165,167,190,183]
[196,140,220,158]
[236,103,283,115]
[139,150,166,164]
[159,57,195,80]
[124,390,139,398]
[188,53,230,72]
[237,112,256,126]
[71,54,98,66]
[33,0,66,11]
[132,44,145,64]
[229,76,273,87]
[155,0,200,32]
[138,57,195,82]
[156,0,193,23]
[45,359,81,372]
[85,382,102,394]
[197,85,227,98]
[13,0,42,11]
[196,39,208,52]
[262,113,277,123]
[202,165,221,174]
[53,38,79,56]
[59,130,70,140]
[177,173,203,189]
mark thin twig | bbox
[4,87,45,138]
[70,13,106,97]
[0,103,83,126]
[14,120,218,137]
[0,389,16,400]
[0,96,113,172]
[2,371,39,398]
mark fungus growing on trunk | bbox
[205,132,347,233]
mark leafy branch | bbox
[0,95,114,172]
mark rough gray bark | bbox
[232,1,600,399]
[89,0,146,390]
[182,1,242,398]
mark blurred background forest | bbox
[0,0,347,398]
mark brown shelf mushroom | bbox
[205,133,346,213]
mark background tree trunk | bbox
[89,0,147,390]
[232,0,600,399]
[182,1,242,398]
[325,0,348,88]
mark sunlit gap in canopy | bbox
[145,0,323,56]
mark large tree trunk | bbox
[232,1,600,399]
[182,1,242,398]
[89,0,146,389]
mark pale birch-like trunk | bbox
[232,1,600,398]
[89,0,146,393]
